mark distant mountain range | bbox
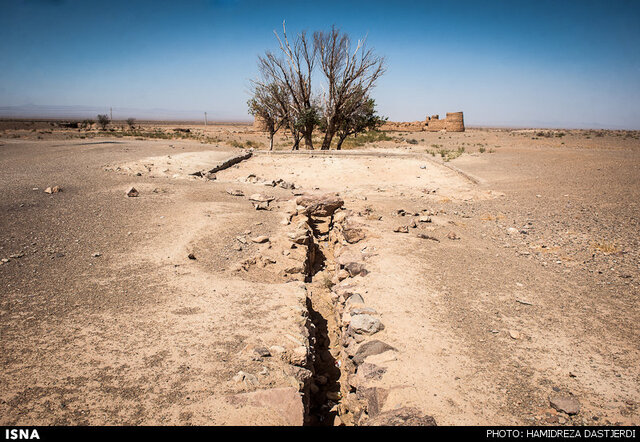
[0,104,252,122]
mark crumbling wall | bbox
[381,111,465,133]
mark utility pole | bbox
[110,107,113,121]
[204,112,207,127]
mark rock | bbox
[232,371,259,387]
[394,226,409,233]
[507,227,519,235]
[269,345,285,357]
[253,201,270,210]
[226,189,244,196]
[343,262,368,277]
[250,236,270,243]
[227,387,304,426]
[357,363,387,380]
[126,187,139,197]
[417,233,440,242]
[366,407,436,426]
[357,387,389,417]
[509,330,520,339]
[287,346,308,366]
[44,186,62,194]
[188,253,196,260]
[296,194,344,217]
[447,231,460,240]
[350,314,384,335]
[254,347,271,358]
[342,227,366,244]
[345,293,365,307]
[350,307,378,316]
[249,193,274,203]
[550,394,581,415]
[419,216,432,223]
[92,253,101,258]
[353,340,396,365]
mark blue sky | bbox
[1,0,639,128]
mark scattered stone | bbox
[269,345,286,357]
[365,407,436,426]
[232,371,259,387]
[296,194,344,217]
[343,262,368,277]
[353,340,396,365]
[509,330,520,339]
[254,347,271,358]
[227,387,304,426]
[419,216,432,223]
[342,227,366,244]
[417,233,439,242]
[249,193,274,203]
[394,226,409,233]
[357,363,387,380]
[550,394,581,415]
[226,189,244,196]
[253,201,270,210]
[126,187,139,197]
[92,253,101,258]
[345,293,365,307]
[44,186,62,194]
[287,346,309,366]
[188,253,196,260]
[350,307,378,316]
[350,314,384,335]
[447,231,460,240]
[250,235,269,244]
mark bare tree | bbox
[248,82,288,150]
[257,22,319,149]
[97,114,110,131]
[314,27,385,150]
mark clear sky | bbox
[1,0,639,128]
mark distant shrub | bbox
[97,114,110,130]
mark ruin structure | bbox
[381,111,465,132]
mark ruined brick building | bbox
[381,111,465,132]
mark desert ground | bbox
[0,120,638,426]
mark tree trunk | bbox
[269,133,274,151]
[303,130,314,150]
[321,120,336,150]
[291,134,300,150]
[336,134,348,150]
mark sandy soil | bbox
[0,124,638,426]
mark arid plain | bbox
[1,120,638,426]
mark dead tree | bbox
[248,83,288,151]
[314,27,385,150]
[257,22,319,149]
